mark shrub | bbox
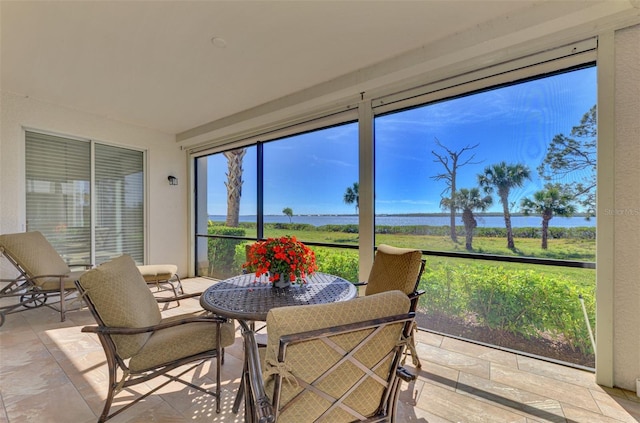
[420,261,595,355]
[207,225,246,278]
[312,247,359,282]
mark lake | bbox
[208,214,595,228]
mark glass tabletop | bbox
[200,272,357,321]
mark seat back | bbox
[264,290,411,422]
[365,244,424,296]
[0,231,71,280]
[78,255,162,359]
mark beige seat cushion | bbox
[0,231,75,290]
[365,244,423,296]
[78,255,162,358]
[129,312,236,372]
[39,269,86,291]
[137,264,178,282]
[264,290,410,422]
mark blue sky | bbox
[207,66,596,216]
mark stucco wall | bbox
[0,91,188,275]
[613,24,640,392]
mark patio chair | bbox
[0,231,92,326]
[242,290,416,422]
[357,244,426,367]
[76,254,236,422]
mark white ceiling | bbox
[1,1,637,139]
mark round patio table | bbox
[200,271,357,322]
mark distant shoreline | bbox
[224,212,594,218]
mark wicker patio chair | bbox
[242,290,416,423]
[0,231,92,326]
[76,254,236,422]
[357,244,426,367]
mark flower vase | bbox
[273,273,292,289]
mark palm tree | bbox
[443,188,493,250]
[223,148,246,227]
[521,184,576,249]
[343,182,359,213]
[478,161,531,249]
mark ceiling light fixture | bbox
[211,37,227,48]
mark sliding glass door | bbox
[25,131,144,265]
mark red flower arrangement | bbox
[243,236,317,284]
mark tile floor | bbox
[1,277,638,423]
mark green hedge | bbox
[422,261,595,355]
[207,225,246,279]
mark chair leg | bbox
[58,278,66,322]
[99,357,119,422]
[216,325,222,413]
[173,274,183,295]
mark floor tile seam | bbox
[436,341,496,370]
[588,388,640,422]
[490,368,601,416]
[507,357,601,396]
[515,355,599,392]
[456,370,568,422]
[557,401,632,423]
[587,385,617,419]
[32,322,106,416]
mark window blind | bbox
[95,143,144,264]
[26,132,91,264]
[25,131,144,265]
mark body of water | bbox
[209,214,595,228]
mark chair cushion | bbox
[38,269,86,291]
[137,264,178,282]
[0,231,71,286]
[78,255,162,358]
[264,290,410,422]
[365,244,423,296]
[129,312,236,372]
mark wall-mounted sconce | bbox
[168,176,178,186]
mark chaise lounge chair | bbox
[0,231,92,326]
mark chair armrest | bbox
[396,366,416,383]
[243,330,275,423]
[408,289,425,301]
[155,292,202,303]
[81,314,228,335]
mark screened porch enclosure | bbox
[193,62,597,370]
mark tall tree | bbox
[520,184,576,249]
[478,161,531,249]
[431,138,481,243]
[442,188,493,250]
[538,105,596,216]
[343,182,359,213]
[223,148,246,227]
[282,207,293,223]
